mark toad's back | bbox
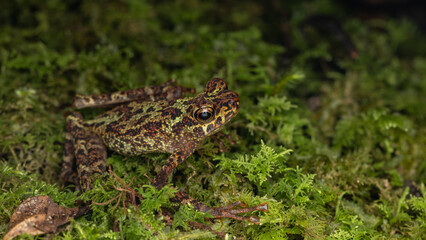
[86,99,192,155]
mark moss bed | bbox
[1,1,425,239]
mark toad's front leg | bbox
[151,150,268,224]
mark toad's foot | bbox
[205,201,268,224]
[172,190,268,224]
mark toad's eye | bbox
[194,107,215,123]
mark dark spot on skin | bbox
[215,116,222,125]
[124,127,141,137]
[206,124,214,133]
[132,106,146,115]
[182,99,191,105]
[186,106,193,114]
[225,111,234,122]
[135,115,150,125]
[166,99,177,106]
[199,98,208,105]
[146,106,155,113]
[87,148,100,156]
[92,121,105,129]
[222,101,233,111]
[76,148,86,156]
[161,107,182,120]
[105,121,124,135]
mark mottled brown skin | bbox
[73,80,195,109]
[61,78,268,224]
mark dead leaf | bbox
[3,195,89,240]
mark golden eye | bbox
[194,107,215,123]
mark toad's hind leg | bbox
[60,112,107,191]
[73,80,194,109]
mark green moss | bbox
[1,0,425,239]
